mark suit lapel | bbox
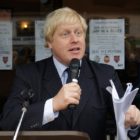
[42,57,62,99]
[72,58,95,127]
[61,58,96,127]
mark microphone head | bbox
[69,58,80,80]
[20,88,34,101]
[20,88,34,108]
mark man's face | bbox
[48,22,86,66]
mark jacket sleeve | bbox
[0,64,45,130]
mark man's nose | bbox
[70,33,78,42]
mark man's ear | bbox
[45,42,52,48]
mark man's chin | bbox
[70,55,83,60]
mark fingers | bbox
[63,83,81,104]
[65,82,81,95]
[125,105,140,128]
[53,83,82,111]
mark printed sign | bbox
[89,19,125,69]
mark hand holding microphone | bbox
[53,58,81,111]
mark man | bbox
[0,7,140,140]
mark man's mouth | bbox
[69,47,80,51]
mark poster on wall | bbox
[89,19,125,69]
[0,21,12,70]
[35,20,52,61]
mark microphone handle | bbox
[12,107,27,140]
[68,78,78,109]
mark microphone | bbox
[20,88,34,108]
[69,58,80,82]
[68,58,80,108]
[12,88,34,140]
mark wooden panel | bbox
[0,131,90,140]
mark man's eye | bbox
[75,31,83,36]
[61,32,69,37]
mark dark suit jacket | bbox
[0,56,123,140]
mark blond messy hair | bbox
[43,7,87,47]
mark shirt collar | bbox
[53,57,67,78]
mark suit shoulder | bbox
[17,58,50,69]
[15,58,51,77]
[88,59,117,79]
[90,60,114,71]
